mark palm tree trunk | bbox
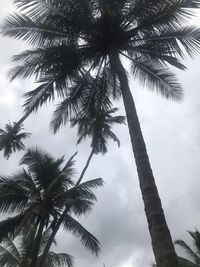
[76,149,94,185]
[30,219,45,267]
[13,110,32,130]
[38,149,94,267]
[12,80,55,132]
[109,52,178,267]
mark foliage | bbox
[0,148,103,256]
[0,122,30,159]
[70,107,125,154]
[175,229,200,266]
[2,0,200,123]
[0,229,74,267]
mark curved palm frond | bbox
[175,240,200,265]
[130,56,183,101]
[175,229,200,266]
[43,251,74,267]
[62,214,100,255]
[0,238,20,267]
[0,214,26,242]
[0,230,74,267]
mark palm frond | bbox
[44,251,74,267]
[1,13,68,46]
[61,178,103,205]
[62,214,100,255]
[0,214,26,242]
[131,57,183,101]
[20,147,64,190]
[1,237,21,262]
[14,0,69,18]
[175,240,200,263]
[0,240,19,267]
[23,80,55,113]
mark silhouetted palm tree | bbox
[0,122,30,159]
[0,229,74,267]
[0,148,102,267]
[2,1,200,265]
[71,107,125,184]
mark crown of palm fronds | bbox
[70,107,125,154]
[0,148,103,255]
[0,122,31,159]
[1,0,200,126]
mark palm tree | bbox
[2,1,200,265]
[0,122,30,159]
[71,107,125,184]
[0,230,74,267]
[0,148,103,267]
[39,106,124,266]
[175,229,200,266]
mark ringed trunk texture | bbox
[110,52,178,267]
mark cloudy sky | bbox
[1,2,200,267]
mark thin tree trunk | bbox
[13,110,32,131]
[76,149,94,185]
[38,149,94,267]
[29,219,45,267]
[109,52,178,267]
[11,80,55,132]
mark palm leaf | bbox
[44,251,74,267]
[131,57,183,101]
[0,214,26,242]
[175,240,200,263]
[62,214,100,255]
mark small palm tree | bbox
[0,122,30,159]
[2,1,200,265]
[0,148,103,267]
[71,107,125,184]
[0,230,74,267]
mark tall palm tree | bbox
[0,230,74,267]
[0,148,103,267]
[0,122,30,159]
[39,106,124,266]
[2,1,200,265]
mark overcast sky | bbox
[1,2,200,267]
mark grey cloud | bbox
[1,1,200,267]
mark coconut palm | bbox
[0,122,30,159]
[0,229,74,267]
[2,1,200,265]
[39,106,124,266]
[0,148,102,267]
[71,106,125,184]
